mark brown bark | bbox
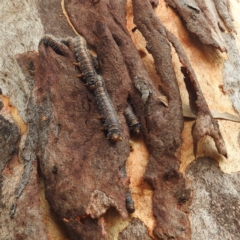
[1,0,240,239]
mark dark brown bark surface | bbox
[64,0,193,238]
[14,0,228,238]
[1,0,237,239]
[17,43,130,239]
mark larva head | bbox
[131,123,141,135]
[108,130,121,143]
[133,126,140,135]
[110,133,121,143]
[126,201,135,213]
[126,191,135,213]
[88,84,95,91]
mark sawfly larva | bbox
[74,36,97,90]
[124,105,140,135]
[94,75,121,142]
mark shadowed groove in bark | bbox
[165,30,227,158]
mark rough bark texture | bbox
[164,0,236,51]
[187,157,240,239]
[64,0,193,238]
[1,0,240,240]
[118,218,152,240]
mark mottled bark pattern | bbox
[118,218,153,240]
[0,115,19,174]
[187,157,240,239]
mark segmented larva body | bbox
[119,166,135,213]
[94,75,121,142]
[124,105,140,135]
[74,36,97,90]
[39,35,66,55]
[126,190,135,213]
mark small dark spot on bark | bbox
[175,188,191,204]
[145,42,152,53]
[138,49,147,59]
[163,169,179,181]
[95,21,106,35]
[9,203,16,218]
[52,166,58,174]
[149,0,159,8]
[218,84,226,94]
[132,27,138,33]
[28,61,35,75]
[218,22,225,32]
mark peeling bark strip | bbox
[132,1,191,238]
[165,31,227,158]
[164,0,236,51]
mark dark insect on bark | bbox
[124,105,140,135]
[125,190,135,213]
[74,36,97,90]
[94,75,121,142]
[39,35,67,55]
[119,166,135,213]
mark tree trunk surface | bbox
[1,0,240,239]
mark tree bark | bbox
[1,0,240,239]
